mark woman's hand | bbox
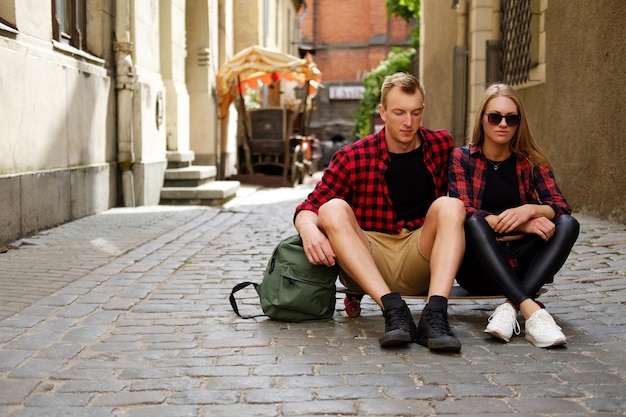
[518,217,556,241]
[492,205,536,234]
[486,205,556,241]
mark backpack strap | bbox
[229,281,265,319]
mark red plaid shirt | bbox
[295,127,454,233]
[448,145,572,219]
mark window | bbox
[486,0,546,86]
[500,0,532,85]
[52,0,86,50]
[0,2,17,35]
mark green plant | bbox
[386,0,420,48]
[243,89,261,110]
[353,47,415,138]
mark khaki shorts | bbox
[339,228,431,296]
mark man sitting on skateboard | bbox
[294,73,465,352]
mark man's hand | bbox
[295,211,337,267]
[299,224,336,266]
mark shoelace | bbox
[512,319,521,335]
[533,311,561,330]
[425,310,452,335]
[384,306,407,331]
[488,307,520,335]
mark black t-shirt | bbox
[482,154,522,214]
[386,146,435,222]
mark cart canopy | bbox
[216,45,322,118]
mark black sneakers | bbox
[415,295,461,353]
[379,292,418,347]
[379,293,461,352]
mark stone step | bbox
[160,180,240,206]
[164,165,217,187]
[166,150,195,163]
[165,150,195,169]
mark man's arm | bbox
[295,210,336,267]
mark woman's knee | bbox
[554,214,580,241]
[465,216,491,237]
[555,214,580,231]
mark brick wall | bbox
[299,0,413,137]
[300,0,412,82]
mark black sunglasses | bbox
[485,113,521,127]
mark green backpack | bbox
[229,234,339,322]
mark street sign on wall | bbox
[329,86,365,100]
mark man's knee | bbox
[432,196,465,222]
[318,198,352,229]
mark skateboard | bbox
[337,285,548,318]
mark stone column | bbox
[160,0,191,152]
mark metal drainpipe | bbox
[456,0,468,46]
[298,1,307,47]
[114,0,136,207]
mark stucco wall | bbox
[419,1,458,136]
[0,0,176,245]
[518,2,626,222]
[421,0,625,223]
[0,14,117,245]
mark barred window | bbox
[501,0,531,84]
[487,0,546,86]
[52,0,86,50]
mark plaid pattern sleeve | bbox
[449,146,490,220]
[295,127,455,233]
[521,161,572,217]
[448,145,572,219]
[422,128,455,197]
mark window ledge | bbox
[52,40,105,65]
[516,63,546,90]
[0,21,18,35]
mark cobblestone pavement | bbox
[0,182,625,417]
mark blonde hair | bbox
[471,83,551,170]
[380,72,425,109]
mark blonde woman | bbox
[449,83,579,348]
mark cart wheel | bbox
[344,295,362,318]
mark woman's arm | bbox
[448,147,490,219]
[491,204,556,240]
[533,165,572,216]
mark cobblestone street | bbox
[0,183,625,417]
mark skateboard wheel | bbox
[344,294,362,306]
[344,297,361,318]
[343,296,350,307]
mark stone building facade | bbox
[0,0,301,246]
[419,0,625,222]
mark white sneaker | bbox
[524,309,567,348]
[484,302,520,342]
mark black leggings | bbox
[456,215,580,307]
